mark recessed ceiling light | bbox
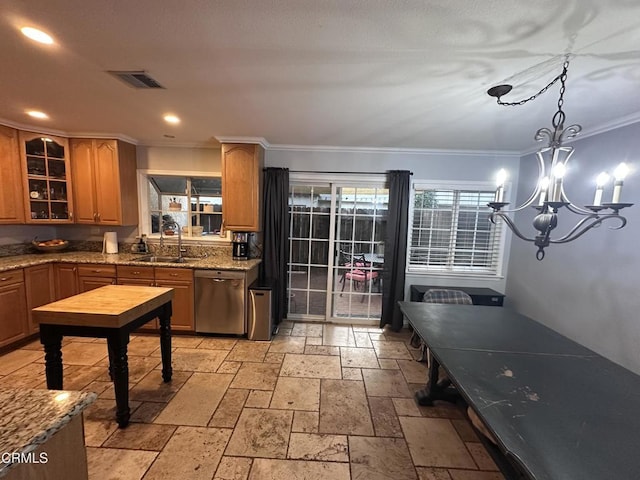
[26,110,49,119]
[163,114,180,125]
[21,26,54,45]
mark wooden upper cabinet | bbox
[19,132,74,223]
[221,143,264,232]
[0,125,24,224]
[70,138,138,225]
[69,139,97,224]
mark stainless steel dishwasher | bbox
[194,270,246,334]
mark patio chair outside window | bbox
[339,251,379,302]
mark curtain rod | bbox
[265,169,413,175]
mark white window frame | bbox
[137,169,231,244]
[407,179,509,278]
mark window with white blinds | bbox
[408,186,503,275]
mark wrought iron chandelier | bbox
[487,55,633,260]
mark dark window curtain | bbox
[380,170,411,331]
[261,168,290,325]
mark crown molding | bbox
[138,141,220,149]
[0,117,69,137]
[519,114,640,156]
[0,117,139,144]
[268,143,521,157]
[67,131,139,144]
[214,136,270,148]
[575,112,640,143]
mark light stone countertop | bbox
[0,388,96,478]
[0,251,261,273]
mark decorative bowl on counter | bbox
[32,238,69,252]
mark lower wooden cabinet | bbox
[54,263,79,300]
[0,261,199,349]
[77,265,116,292]
[116,265,194,332]
[116,266,158,331]
[24,264,55,334]
[0,270,29,348]
[155,268,194,332]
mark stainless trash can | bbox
[248,282,273,341]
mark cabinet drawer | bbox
[0,269,25,286]
[76,264,116,277]
[155,267,193,282]
[117,265,154,280]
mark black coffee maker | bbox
[232,232,249,260]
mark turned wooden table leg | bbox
[40,325,63,390]
[158,302,173,383]
[107,332,131,428]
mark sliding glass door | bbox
[288,185,331,319]
[288,178,388,322]
[331,186,388,320]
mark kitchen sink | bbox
[133,255,198,263]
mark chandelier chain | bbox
[496,56,571,108]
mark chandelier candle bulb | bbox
[612,163,629,203]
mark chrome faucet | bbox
[161,219,186,260]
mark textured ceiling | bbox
[1,0,640,152]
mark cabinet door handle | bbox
[0,277,8,282]
[132,271,140,275]
[69,211,73,220]
[93,213,97,221]
[170,273,178,277]
[111,279,116,285]
[97,213,101,221]
[92,269,102,273]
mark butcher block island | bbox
[32,285,174,428]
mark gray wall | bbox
[266,147,521,296]
[506,122,640,373]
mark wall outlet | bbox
[90,227,100,235]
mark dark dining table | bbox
[399,301,640,480]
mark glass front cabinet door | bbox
[20,132,74,223]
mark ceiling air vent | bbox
[108,70,165,89]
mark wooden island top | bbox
[32,285,173,328]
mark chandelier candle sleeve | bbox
[551,163,566,202]
[593,172,609,207]
[538,177,550,206]
[495,169,507,202]
[612,163,629,203]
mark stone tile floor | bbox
[0,322,505,480]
